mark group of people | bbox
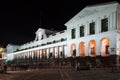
[74,61,92,71]
[6,59,68,71]
[7,61,47,71]
[0,58,104,73]
[0,62,7,73]
[73,59,102,71]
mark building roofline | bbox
[86,1,118,7]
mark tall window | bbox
[71,28,76,39]
[89,22,95,35]
[80,26,84,37]
[101,18,108,32]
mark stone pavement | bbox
[0,68,120,80]
[65,69,120,80]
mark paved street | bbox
[0,69,61,80]
[0,68,120,80]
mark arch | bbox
[89,40,96,57]
[42,49,47,59]
[100,38,110,56]
[71,43,76,57]
[79,42,85,57]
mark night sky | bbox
[0,0,120,47]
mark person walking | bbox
[3,62,7,73]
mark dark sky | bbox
[0,0,120,47]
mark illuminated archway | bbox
[71,43,76,57]
[89,40,96,57]
[101,38,110,56]
[42,49,47,59]
[79,42,85,57]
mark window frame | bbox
[101,18,108,32]
[80,26,84,37]
[71,28,76,39]
[89,22,95,35]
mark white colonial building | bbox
[6,2,120,64]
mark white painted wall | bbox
[66,2,118,57]
[20,30,67,50]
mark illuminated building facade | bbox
[6,2,120,63]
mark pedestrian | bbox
[86,61,92,70]
[75,62,80,71]
[3,63,7,73]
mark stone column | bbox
[29,51,32,60]
[76,25,79,38]
[21,53,23,59]
[32,51,34,60]
[96,40,100,56]
[85,42,89,56]
[28,51,30,60]
[109,13,113,31]
[55,46,59,58]
[64,45,67,58]
[98,17,101,33]
[96,17,100,34]
[35,50,37,60]
[46,48,48,59]
[62,45,65,58]
[37,50,39,60]
[85,21,89,36]
[40,49,42,59]
[53,47,55,58]
[112,12,116,29]
[58,46,59,59]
